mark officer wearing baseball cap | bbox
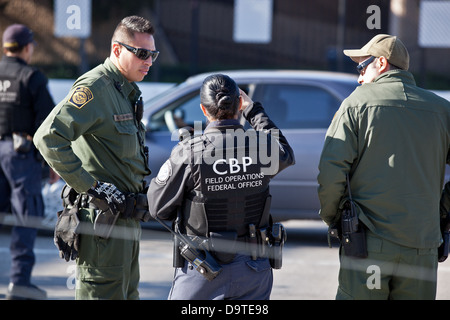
[343,34,409,71]
[318,34,450,299]
[1,24,55,300]
[2,24,36,50]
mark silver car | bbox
[143,70,358,221]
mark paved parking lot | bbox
[1,220,449,300]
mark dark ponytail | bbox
[200,74,240,120]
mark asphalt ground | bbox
[1,219,449,303]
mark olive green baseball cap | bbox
[343,34,410,70]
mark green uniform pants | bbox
[336,230,438,300]
[75,208,141,300]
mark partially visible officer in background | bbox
[318,34,450,299]
[148,74,295,300]
[0,24,55,300]
[33,16,157,299]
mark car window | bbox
[149,85,251,133]
[149,91,205,132]
[252,84,341,129]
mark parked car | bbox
[43,71,358,225]
[142,70,359,221]
[41,73,450,227]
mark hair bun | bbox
[216,92,232,109]
[200,74,240,119]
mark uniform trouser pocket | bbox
[337,230,438,300]
[76,265,124,300]
[75,208,141,300]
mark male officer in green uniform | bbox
[33,16,158,299]
[318,34,450,299]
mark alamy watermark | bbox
[364,263,437,290]
[366,265,381,289]
[66,265,77,290]
[367,5,381,30]
[169,121,283,176]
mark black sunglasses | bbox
[356,56,375,75]
[115,41,159,62]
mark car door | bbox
[251,82,343,220]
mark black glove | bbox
[439,182,450,262]
[438,215,450,263]
[86,181,126,214]
[438,232,449,263]
[54,207,80,261]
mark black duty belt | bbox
[79,192,150,222]
[122,193,150,222]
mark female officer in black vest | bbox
[148,74,295,300]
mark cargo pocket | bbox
[76,265,124,300]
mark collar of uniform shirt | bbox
[205,119,242,131]
[103,57,142,102]
[372,69,415,86]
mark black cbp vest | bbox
[181,129,272,237]
[0,57,36,135]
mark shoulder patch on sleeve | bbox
[68,87,94,109]
[155,160,172,185]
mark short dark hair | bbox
[200,74,240,120]
[112,15,155,45]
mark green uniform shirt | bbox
[34,58,151,194]
[318,70,450,249]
